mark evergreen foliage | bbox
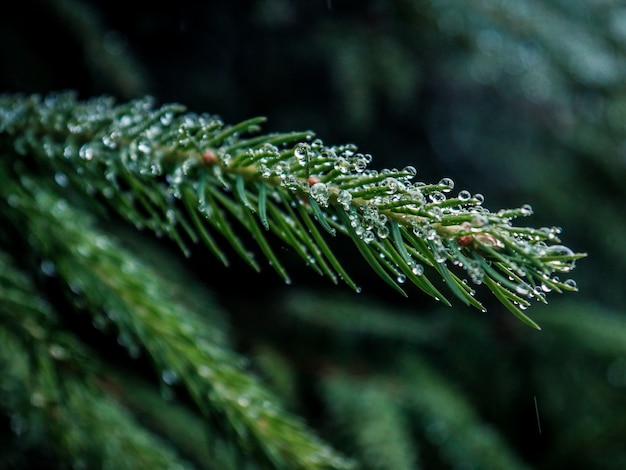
[0,92,582,326]
[0,88,582,468]
[1,0,623,469]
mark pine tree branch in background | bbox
[0,92,584,328]
[0,251,194,469]
[0,176,354,470]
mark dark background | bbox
[2,0,626,468]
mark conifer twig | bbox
[0,92,585,328]
[0,251,195,469]
[0,176,355,470]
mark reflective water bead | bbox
[354,156,368,172]
[30,392,46,408]
[79,144,94,160]
[259,164,271,178]
[403,165,418,177]
[515,284,530,296]
[474,193,484,204]
[282,174,299,190]
[429,191,446,203]
[438,177,454,190]
[47,343,69,361]
[311,138,324,150]
[384,177,401,194]
[435,252,447,263]
[520,204,533,216]
[412,264,424,275]
[335,158,351,173]
[160,112,174,125]
[337,189,352,210]
[310,182,329,206]
[397,273,407,284]
[54,172,68,187]
[545,244,574,257]
[458,190,471,201]
[274,161,288,176]
[563,279,577,289]
[471,215,488,227]
[377,225,389,239]
[237,396,251,407]
[362,230,375,243]
[40,260,56,276]
[198,365,213,379]
[161,369,179,385]
[293,143,310,164]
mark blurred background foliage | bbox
[1,0,625,468]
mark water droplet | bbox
[384,177,401,194]
[545,245,574,257]
[30,392,46,408]
[48,344,69,360]
[403,165,418,177]
[362,231,375,243]
[160,112,174,125]
[397,273,406,284]
[161,369,179,385]
[198,365,213,378]
[438,177,454,189]
[259,164,271,178]
[354,157,368,172]
[472,215,488,227]
[311,138,324,150]
[335,158,351,174]
[40,260,56,276]
[79,144,94,160]
[102,133,118,149]
[293,143,310,164]
[429,191,446,203]
[412,264,424,275]
[54,172,68,187]
[237,396,251,407]
[274,161,288,176]
[166,208,176,224]
[520,204,533,216]
[7,194,19,207]
[310,182,329,206]
[137,139,151,154]
[69,278,84,295]
[515,285,530,296]
[474,193,485,204]
[563,279,577,289]
[377,225,389,239]
[458,190,471,201]
[337,190,352,210]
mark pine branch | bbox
[396,356,532,470]
[0,251,195,469]
[0,91,584,328]
[0,176,354,470]
[322,375,418,469]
